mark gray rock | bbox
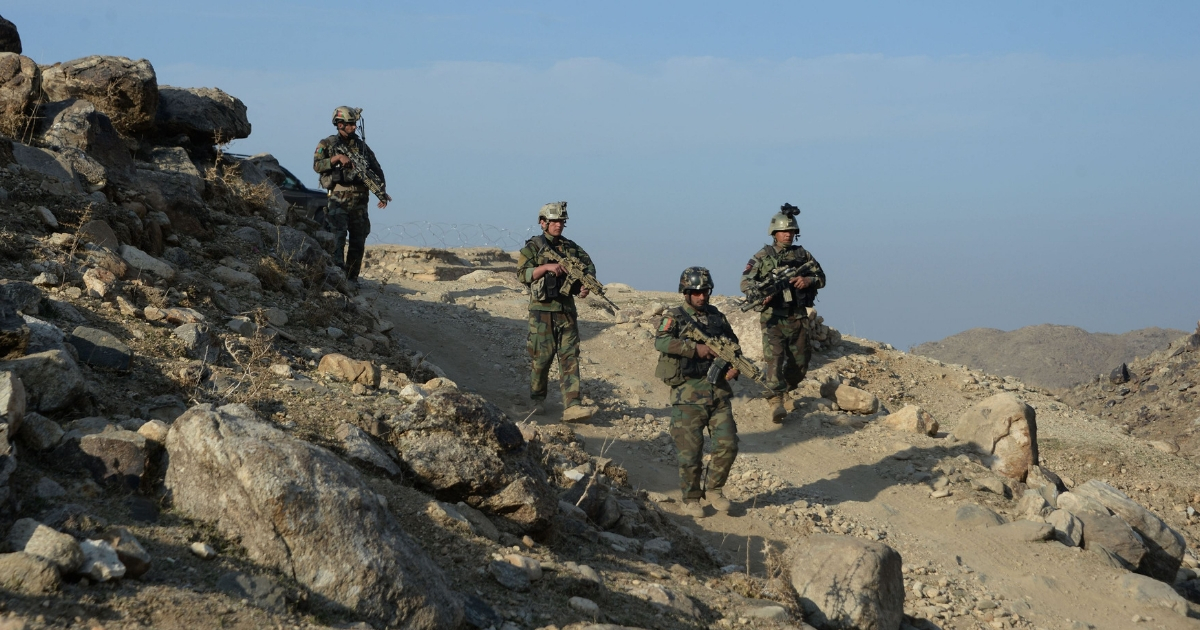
[631,583,700,618]
[1047,509,1083,547]
[8,518,84,574]
[0,282,42,317]
[955,393,1039,482]
[119,244,176,281]
[456,502,501,542]
[568,596,600,617]
[77,430,148,489]
[970,475,1009,497]
[790,534,904,630]
[35,98,134,184]
[0,552,61,594]
[165,403,462,628]
[642,537,672,560]
[102,527,151,579]
[955,504,1005,529]
[426,501,472,533]
[1,294,30,359]
[0,17,17,54]
[1119,572,1189,617]
[173,323,218,361]
[0,369,24,435]
[67,326,133,370]
[162,246,189,268]
[1073,480,1187,583]
[597,493,622,530]
[1076,509,1147,571]
[1109,363,1130,384]
[0,54,39,137]
[78,219,121,250]
[41,56,158,135]
[462,594,502,629]
[488,560,531,592]
[259,222,327,265]
[831,384,880,415]
[0,349,85,412]
[217,571,287,613]
[992,520,1054,542]
[22,315,64,355]
[212,265,261,291]
[1058,491,1110,516]
[36,208,60,230]
[9,141,83,193]
[336,422,400,475]
[155,86,250,143]
[78,538,126,581]
[743,601,790,621]
[34,476,66,499]
[1017,489,1051,519]
[232,226,263,247]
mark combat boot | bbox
[767,396,786,424]
[519,400,546,418]
[708,488,732,513]
[562,404,597,423]
[681,500,705,518]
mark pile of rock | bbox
[2,514,151,595]
[362,245,517,282]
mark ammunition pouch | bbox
[655,354,686,387]
[531,272,561,302]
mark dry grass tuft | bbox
[254,256,288,292]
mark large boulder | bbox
[10,141,83,193]
[954,393,1038,482]
[258,221,327,265]
[880,405,937,436]
[165,403,462,628]
[385,392,557,535]
[0,552,60,594]
[148,146,204,196]
[78,430,148,489]
[35,98,136,185]
[155,86,251,144]
[1074,509,1148,571]
[790,534,904,630]
[67,326,133,371]
[1072,480,1186,582]
[0,349,85,413]
[0,53,38,136]
[0,15,20,54]
[41,56,158,135]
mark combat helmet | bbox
[539,201,568,221]
[332,106,362,125]
[678,267,714,294]
[768,203,801,235]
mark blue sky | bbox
[11,2,1200,349]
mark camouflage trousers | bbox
[670,396,738,500]
[761,311,810,396]
[328,191,370,281]
[527,311,581,407]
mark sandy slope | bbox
[361,264,1200,630]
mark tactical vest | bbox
[757,245,817,309]
[526,235,563,301]
[655,306,725,387]
[318,134,367,191]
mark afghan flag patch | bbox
[658,317,674,332]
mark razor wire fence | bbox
[367,222,533,250]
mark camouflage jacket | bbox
[654,301,738,405]
[516,232,596,314]
[312,133,385,192]
[739,243,826,318]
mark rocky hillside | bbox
[911,324,1184,390]
[1060,322,1200,458]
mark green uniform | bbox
[654,301,740,500]
[313,133,385,281]
[739,243,826,395]
[516,232,596,407]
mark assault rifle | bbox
[677,318,768,389]
[740,260,818,312]
[331,141,390,203]
[541,247,620,311]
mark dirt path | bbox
[362,271,1200,630]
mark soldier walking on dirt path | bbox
[313,106,388,286]
[740,204,826,424]
[655,267,741,518]
[516,202,599,423]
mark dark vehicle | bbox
[228,153,328,223]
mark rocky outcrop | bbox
[36,98,136,184]
[1072,480,1186,582]
[165,403,462,629]
[0,15,20,54]
[41,56,158,135]
[0,349,85,413]
[385,392,558,535]
[155,86,251,143]
[790,534,904,630]
[0,53,39,136]
[954,393,1038,482]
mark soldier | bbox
[313,106,388,285]
[655,267,741,518]
[515,202,598,423]
[740,204,826,423]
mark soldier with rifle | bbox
[739,204,826,424]
[515,201,601,423]
[313,106,390,286]
[654,267,745,518]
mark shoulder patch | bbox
[658,317,675,332]
[743,261,753,273]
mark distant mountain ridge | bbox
[910,324,1186,390]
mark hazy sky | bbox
[11,2,1200,349]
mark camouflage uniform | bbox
[654,301,740,501]
[740,243,826,396]
[516,232,596,408]
[313,133,385,281]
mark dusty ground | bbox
[358,251,1200,630]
